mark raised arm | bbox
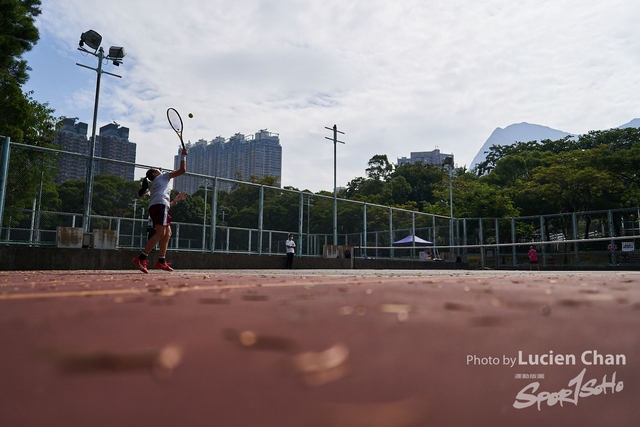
[169,148,188,179]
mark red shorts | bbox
[148,204,172,228]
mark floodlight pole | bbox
[77,46,122,233]
[325,125,345,245]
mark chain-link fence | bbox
[452,210,640,268]
[1,137,639,268]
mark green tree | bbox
[169,189,204,224]
[345,176,390,203]
[514,152,623,215]
[345,155,448,209]
[263,186,302,234]
[54,175,140,217]
[365,154,393,181]
[1,97,61,226]
[1,0,42,140]
[588,145,640,207]
[216,175,293,230]
[391,162,445,210]
[1,0,62,227]
[474,128,640,216]
[427,171,519,219]
[92,175,140,217]
[389,175,412,205]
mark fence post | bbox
[298,191,303,256]
[30,195,36,243]
[540,215,546,267]
[411,211,416,260]
[258,186,264,254]
[492,218,497,268]
[389,207,394,259]
[202,179,208,250]
[511,218,517,267]
[0,136,10,231]
[116,218,121,247]
[608,210,616,266]
[479,219,485,269]
[432,215,437,251]
[456,218,460,260]
[375,232,378,259]
[138,208,144,248]
[572,212,579,265]
[463,218,467,262]
[363,203,367,259]
[210,178,218,253]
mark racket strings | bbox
[167,109,183,132]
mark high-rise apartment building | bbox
[397,149,454,167]
[95,123,136,180]
[53,118,137,182]
[53,118,89,183]
[173,129,282,194]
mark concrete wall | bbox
[0,246,467,271]
[352,258,467,270]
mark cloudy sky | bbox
[23,0,640,192]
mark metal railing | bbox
[1,136,639,268]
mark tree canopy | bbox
[1,0,44,141]
[1,1,65,219]
[337,126,640,221]
[475,127,640,215]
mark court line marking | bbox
[0,277,399,301]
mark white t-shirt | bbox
[148,172,172,207]
[286,239,296,254]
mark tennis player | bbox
[133,148,187,273]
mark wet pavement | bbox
[1,269,639,426]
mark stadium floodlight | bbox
[108,46,126,65]
[79,30,102,51]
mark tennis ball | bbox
[188,113,193,118]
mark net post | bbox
[0,136,11,232]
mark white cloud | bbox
[23,0,640,191]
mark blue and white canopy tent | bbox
[391,234,441,260]
[392,234,434,247]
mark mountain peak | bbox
[470,119,640,169]
[470,123,571,169]
[618,118,640,129]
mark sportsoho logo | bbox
[467,350,627,411]
[512,351,626,411]
[513,368,623,411]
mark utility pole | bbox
[443,156,454,260]
[325,124,345,245]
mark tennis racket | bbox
[167,108,186,150]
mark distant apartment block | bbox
[173,129,282,194]
[95,123,136,180]
[53,119,89,183]
[397,149,454,167]
[53,118,136,183]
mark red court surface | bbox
[1,269,639,427]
